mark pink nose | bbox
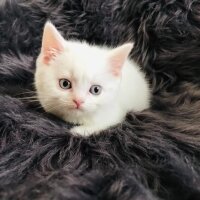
[73,99,84,108]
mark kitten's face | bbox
[36,51,120,118]
[35,22,133,123]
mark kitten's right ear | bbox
[108,43,133,76]
[41,22,65,64]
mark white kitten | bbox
[35,22,151,136]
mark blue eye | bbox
[89,85,102,95]
[59,79,71,89]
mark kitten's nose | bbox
[73,99,84,109]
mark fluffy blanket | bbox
[0,0,200,199]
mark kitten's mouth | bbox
[75,107,84,111]
[71,106,84,112]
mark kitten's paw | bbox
[71,126,99,137]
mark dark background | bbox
[0,0,200,199]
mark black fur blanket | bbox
[1,0,200,199]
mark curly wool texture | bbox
[0,0,200,199]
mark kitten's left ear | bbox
[108,43,133,76]
[41,22,65,64]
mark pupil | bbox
[63,81,68,87]
[94,87,99,93]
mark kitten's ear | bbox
[108,43,133,76]
[41,22,65,64]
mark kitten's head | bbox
[35,22,133,124]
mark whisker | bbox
[26,102,63,113]
[40,103,67,113]
[18,94,77,112]
[25,100,41,103]
[15,91,36,97]
[18,96,38,100]
[34,105,46,110]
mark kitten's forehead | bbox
[59,41,109,80]
[71,63,106,84]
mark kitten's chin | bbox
[63,109,92,125]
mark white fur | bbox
[35,22,151,136]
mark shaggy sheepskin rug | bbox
[1,0,200,199]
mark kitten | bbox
[35,22,151,136]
